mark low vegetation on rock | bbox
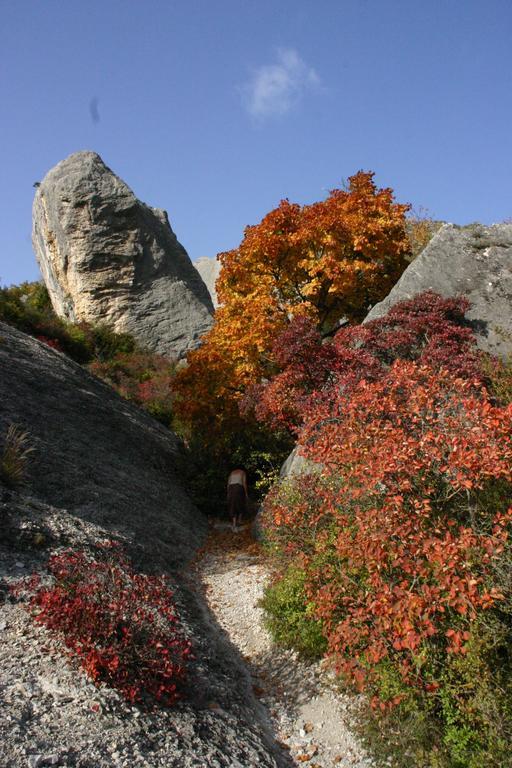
[0,281,136,363]
[0,281,177,426]
[11,542,192,707]
[89,353,176,426]
[0,424,35,488]
[405,208,444,260]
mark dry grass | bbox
[0,424,35,487]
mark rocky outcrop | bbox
[32,152,214,359]
[194,256,222,308]
[0,321,205,567]
[365,223,512,358]
[0,323,288,767]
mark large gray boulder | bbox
[365,223,512,358]
[194,256,222,308]
[32,152,214,359]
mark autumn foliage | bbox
[259,292,512,764]
[305,365,509,667]
[13,544,192,706]
[174,172,411,445]
[249,291,484,435]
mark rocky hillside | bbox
[0,323,288,767]
[32,152,214,359]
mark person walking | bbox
[227,465,248,531]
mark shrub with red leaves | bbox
[251,292,484,435]
[36,335,64,352]
[241,317,339,432]
[263,360,512,697]
[16,543,192,706]
[342,291,482,378]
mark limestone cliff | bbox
[32,152,213,359]
[194,256,222,308]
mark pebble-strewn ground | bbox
[198,523,374,768]
[0,492,373,768]
[0,498,290,768]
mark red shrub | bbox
[251,292,484,435]
[264,360,512,695]
[241,317,335,431]
[17,543,192,706]
[36,335,64,352]
[343,291,483,378]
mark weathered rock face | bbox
[194,255,222,308]
[0,323,287,767]
[0,320,205,567]
[32,151,214,359]
[365,223,512,358]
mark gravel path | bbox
[198,523,374,768]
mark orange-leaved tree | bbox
[174,171,411,447]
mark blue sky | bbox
[1,0,511,287]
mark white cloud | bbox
[241,48,321,120]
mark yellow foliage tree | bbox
[174,171,411,444]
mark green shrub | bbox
[357,612,512,768]
[89,351,176,426]
[261,565,327,659]
[77,323,136,362]
[484,353,512,406]
[0,282,138,365]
